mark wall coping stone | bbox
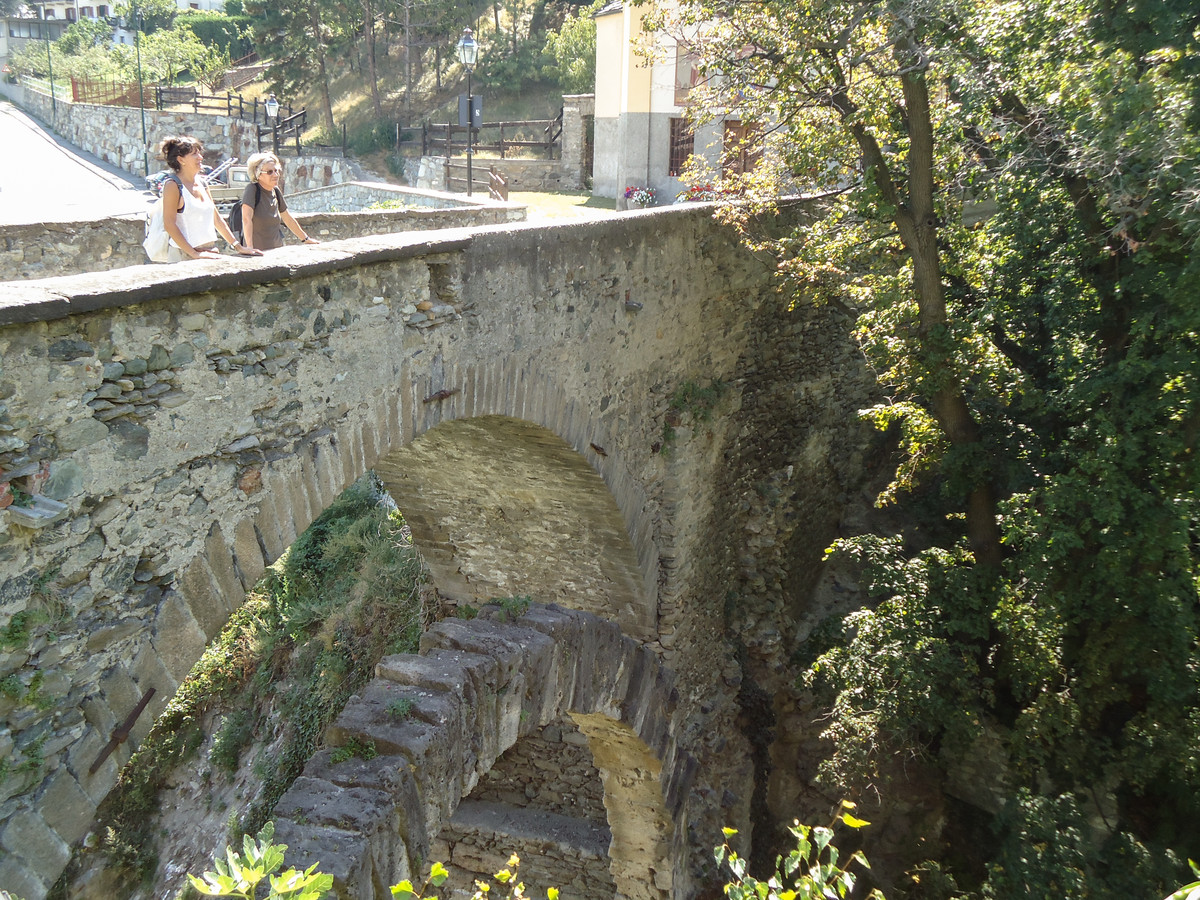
[0,232,478,326]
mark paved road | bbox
[0,100,156,225]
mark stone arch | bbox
[572,712,673,900]
[376,415,651,640]
[271,604,695,900]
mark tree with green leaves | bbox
[669,0,1199,893]
[244,0,350,130]
[543,0,600,94]
[115,0,179,34]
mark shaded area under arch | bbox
[376,415,652,639]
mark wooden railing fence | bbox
[422,107,563,160]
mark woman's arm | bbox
[207,186,261,256]
[281,209,318,244]
[241,202,256,251]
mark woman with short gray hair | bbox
[240,151,320,251]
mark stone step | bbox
[433,799,616,900]
[446,799,611,858]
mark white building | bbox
[22,0,225,45]
[591,0,756,206]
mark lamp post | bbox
[455,27,477,196]
[134,11,148,176]
[265,92,280,154]
[42,16,56,116]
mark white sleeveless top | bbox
[170,180,218,248]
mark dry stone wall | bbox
[433,800,615,900]
[466,717,607,823]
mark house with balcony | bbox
[591,0,757,207]
[19,0,224,45]
[1,13,66,79]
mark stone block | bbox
[325,687,460,839]
[38,769,96,846]
[176,553,228,640]
[231,515,266,590]
[336,422,361,488]
[203,522,244,617]
[270,477,299,549]
[0,854,47,900]
[422,649,505,773]
[306,750,425,856]
[269,819,376,900]
[0,809,71,883]
[253,492,287,564]
[151,591,209,685]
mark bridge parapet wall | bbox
[0,204,525,281]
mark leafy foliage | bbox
[175,11,254,57]
[62,476,425,894]
[188,822,333,899]
[673,0,1200,891]
[392,853,559,900]
[1165,862,1200,900]
[541,0,600,94]
[717,804,884,900]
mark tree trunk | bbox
[364,0,381,117]
[403,0,411,122]
[832,54,1003,568]
[898,67,1003,567]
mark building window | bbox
[674,47,701,106]
[722,120,762,176]
[97,4,107,12]
[669,118,694,177]
[81,6,93,16]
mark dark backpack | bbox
[227,183,279,244]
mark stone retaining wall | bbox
[18,87,363,191]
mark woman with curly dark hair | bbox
[158,136,261,262]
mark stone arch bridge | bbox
[0,206,875,898]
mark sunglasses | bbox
[260,168,279,175]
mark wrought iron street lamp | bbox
[456,27,478,196]
[265,92,280,153]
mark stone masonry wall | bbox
[0,202,874,897]
[433,801,616,900]
[466,717,607,823]
[275,604,681,900]
[19,87,360,189]
[0,204,526,281]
